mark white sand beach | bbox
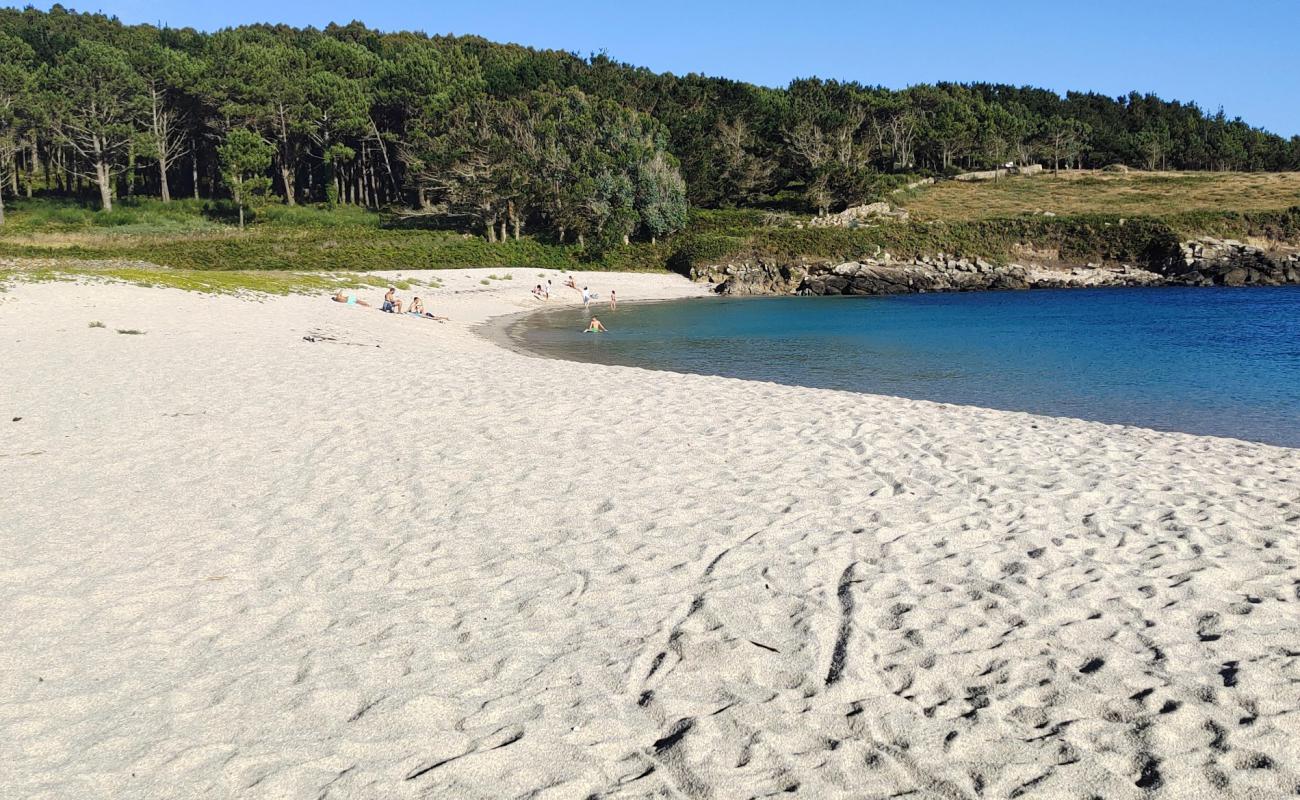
[2,269,1299,799]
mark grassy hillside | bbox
[0,199,670,273]
[3,172,1299,290]
[896,170,1300,221]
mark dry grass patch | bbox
[899,171,1300,222]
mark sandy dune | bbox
[2,269,1299,799]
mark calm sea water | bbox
[511,287,1300,447]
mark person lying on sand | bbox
[332,291,371,307]
[381,287,403,314]
[584,317,607,333]
[408,297,448,321]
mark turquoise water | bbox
[512,287,1300,447]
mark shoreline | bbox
[487,286,1299,451]
[4,271,1300,798]
[477,295,719,362]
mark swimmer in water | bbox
[584,317,608,333]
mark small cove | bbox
[508,286,1300,448]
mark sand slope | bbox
[2,270,1298,799]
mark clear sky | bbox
[16,0,1300,137]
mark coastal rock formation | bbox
[1172,237,1300,286]
[698,256,1165,296]
[692,260,808,295]
[807,202,909,227]
[695,238,1299,296]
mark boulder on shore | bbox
[1172,238,1297,287]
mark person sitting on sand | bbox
[584,317,607,333]
[381,287,403,314]
[332,291,370,307]
[564,276,579,293]
[408,297,448,321]
[532,284,546,300]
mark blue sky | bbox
[17,0,1300,136]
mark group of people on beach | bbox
[330,276,616,333]
[530,276,616,332]
[532,277,617,310]
[330,287,448,321]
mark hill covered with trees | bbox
[1,4,1298,249]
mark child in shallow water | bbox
[584,317,607,333]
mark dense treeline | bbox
[1,5,1297,239]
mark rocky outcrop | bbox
[696,256,1166,296]
[692,261,807,295]
[891,177,936,194]
[803,259,1029,295]
[807,202,909,228]
[1170,238,1300,287]
[954,164,1044,182]
[691,235,1299,297]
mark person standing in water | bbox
[584,317,607,333]
[609,289,617,311]
[581,287,591,308]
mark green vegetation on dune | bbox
[0,228,673,273]
[0,198,671,272]
[3,192,1298,287]
[0,264,393,295]
[0,198,379,235]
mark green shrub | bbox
[4,197,1295,279]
